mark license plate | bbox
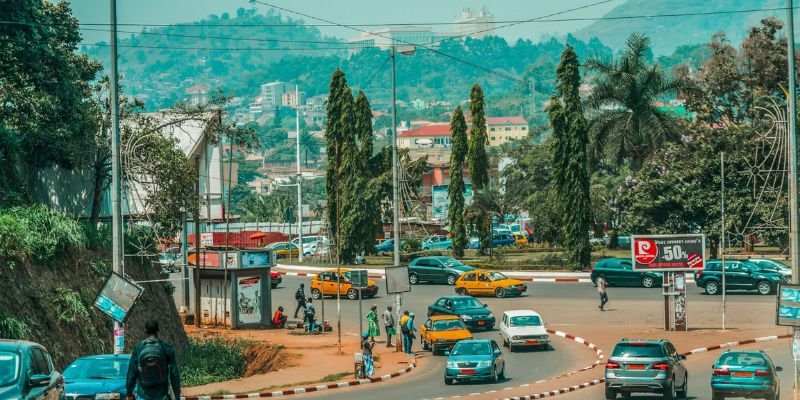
[477,321,485,326]
[627,364,646,370]
[525,340,540,344]
[732,371,752,377]
[461,369,476,374]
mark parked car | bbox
[500,223,523,234]
[427,295,495,330]
[498,310,550,352]
[695,259,789,295]
[304,241,330,257]
[63,354,130,400]
[444,339,505,385]
[747,258,792,278]
[311,269,378,300]
[375,238,403,254]
[454,270,527,298]
[604,338,688,400]
[492,228,512,236]
[590,236,611,247]
[710,350,782,400]
[591,258,663,288]
[493,234,515,248]
[512,233,528,246]
[265,242,301,259]
[291,235,328,249]
[158,247,181,273]
[422,235,454,250]
[270,271,282,288]
[419,315,473,355]
[408,256,474,285]
[0,340,65,400]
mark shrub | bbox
[180,338,248,387]
[0,205,86,262]
[52,287,90,325]
[0,312,30,339]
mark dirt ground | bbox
[182,326,414,396]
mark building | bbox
[485,116,529,146]
[398,122,453,149]
[348,26,435,52]
[453,8,495,39]
[281,91,306,107]
[186,84,209,106]
[260,82,293,110]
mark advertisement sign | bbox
[777,284,800,327]
[223,252,238,269]
[237,276,262,325]
[200,232,214,247]
[631,234,705,271]
[432,184,473,220]
[385,265,411,294]
[94,272,144,324]
[240,250,272,268]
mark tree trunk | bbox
[90,153,109,226]
[709,238,719,259]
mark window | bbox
[490,127,496,131]
[30,348,50,376]
[505,127,511,131]
[478,274,490,282]
[522,126,527,130]
[463,273,476,282]
[491,136,496,141]
[436,298,449,307]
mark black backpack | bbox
[295,288,305,301]
[138,339,168,387]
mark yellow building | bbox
[486,116,528,146]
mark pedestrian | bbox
[125,320,180,400]
[366,304,380,344]
[597,275,609,311]
[382,305,395,348]
[305,297,316,332]
[398,311,410,354]
[405,312,417,356]
[293,283,307,318]
[272,306,287,328]
[361,333,374,377]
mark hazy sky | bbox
[70,0,621,44]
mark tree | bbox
[325,69,348,242]
[586,34,687,171]
[448,106,468,258]
[298,130,321,167]
[548,45,592,270]
[464,189,501,257]
[354,91,381,256]
[467,83,491,253]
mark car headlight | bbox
[446,361,458,368]
[436,338,446,343]
[512,335,520,340]
[460,314,473,321]
[477,360,492,367]
[95,394,121,400]
[487,313,494,319]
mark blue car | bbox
[0,340,65,400]
[64,354,130,400]
[422,235,453,250]
[469,234,516,249]
[711,350,782,400]
[444,339,506,385]
[375,238,403,254]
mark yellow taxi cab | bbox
[266,242,300,259]
[310,269,379,300]
[419,315,473,355]
[512,233,528,246]
[454,269,527,298]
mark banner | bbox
[631,234,705,271]
[94,272,144,324]
[237,276,262,325]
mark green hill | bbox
[575,0,786,55]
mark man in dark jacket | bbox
[293,283,307,318]
[126,320,181,400]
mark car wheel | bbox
[456,287,468,295]
[495,288,506,298]
[347,288,359,300]
[444,378,454,385]
[485,324,494,331]
[491,366,498,383]
[711,391,724,400]
[676,374,687,398]
[498,365,506,380]
[642,276,655,288]
[311,288,322,300]
[705,281,720,295]
[447,275,457,285]
[421,339,429,351]
[662,378,675,400]
[509,344,515,352]
[605,386,617,400]
[757,280,773,295]
[409,272,419,285]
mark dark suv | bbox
[695,259,788,296]
[605,339,688,400]
[591,258,663,288]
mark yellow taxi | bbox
[512,233,528,246]
[310,269,379,300]
[419,315,473,355]
[266,242,300,259]
[454,269,527,298]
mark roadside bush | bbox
[400,250,442,262]
[52,287,90,325]
[180,337,248,387]
[0,205,86,262]
[0,312,30,339]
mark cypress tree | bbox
[448,106,468,259]
[325,69,348,241]
[337,88,360,264]
[467,83,491,253]
[354,91,380,256]
[548,45,592,270]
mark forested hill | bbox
[575,0,786,55]
[81,8,613,112]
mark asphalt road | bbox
[271,275,784,400]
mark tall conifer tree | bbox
[337,88,359,264]
[354,91,380,256]
[325,69,348,241]
[467,83,491,253]
[448,106,468,258]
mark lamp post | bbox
[391,44,415,349]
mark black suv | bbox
[695,259,788,295]
[591,258,663,288]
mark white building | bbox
[261,82,293,110]
[453,8,495,39]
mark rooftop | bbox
[399,122,453,137]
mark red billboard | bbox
[631,234,706,271]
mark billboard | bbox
[240,250,273,268]
[777,284,800,327]
[631,234,705,272]
[385,265,411,294]
[94,272,144,324]
[432,183,473,220]
[237,275,262,325]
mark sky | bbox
[69,0,622,44]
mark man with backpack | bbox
[126,320,180,400]
[293,283,307,318]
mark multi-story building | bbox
[260,82,293,110]
[398,122,453,149]
[453,8,495,39]
[348,26,436,52]
[485,116,529,146]
[281,91,306,107]
[185,84,208,106]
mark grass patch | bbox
[180,337,248,387]
[52,287,89,325]
[0,204,86,262]
[0,312,30,339]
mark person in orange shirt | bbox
[273,306,288,328]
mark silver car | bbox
[605,339,688,400]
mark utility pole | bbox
[296,85,304,262]
[194,155,202,328]
[109,0,124,355]
[391,45,402,349]
[720,152,726,331]
[785,1,799,397]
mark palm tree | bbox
[298,130,321,168]
[586,33,688,171]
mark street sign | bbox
[385,265,411,294]
[631,234,706,271]
[94,272,144,324]
[351,269,369,288]
[777,284,800,327]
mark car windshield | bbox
[510,315,542,327]
[452,297,483,309]
[0,352,20,387]
[63,358,129,380]
[443,259,464,267]
[433,319,467,331]
[489,272,508,281]
[717,353,768,367]
[612,343,666,358]
[452,342,492,356]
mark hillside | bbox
[575,0,786,55]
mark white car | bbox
[498,310,550,352]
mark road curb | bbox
[180,358,416,400]
[499,333,792,400]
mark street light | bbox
[391,44,415,349]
